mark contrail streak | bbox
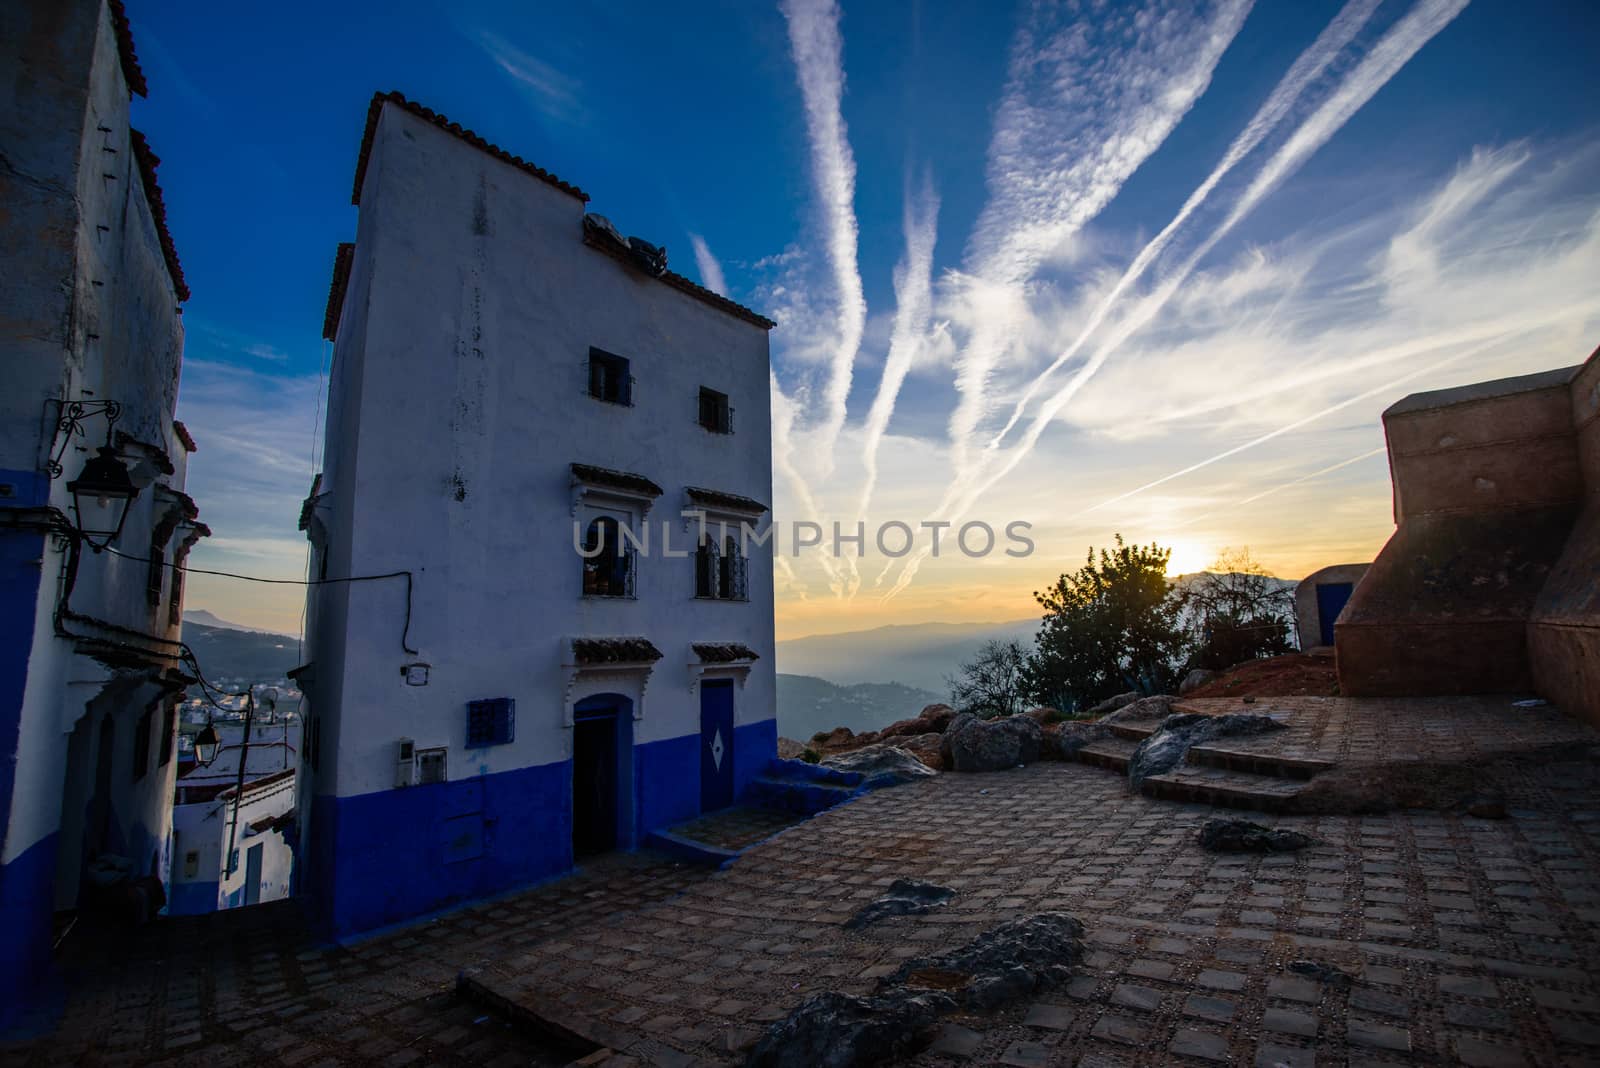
[689,234,727,296]
[877,0,1471,600]
[1175,446,1388,530]
[991,0,1384,446]
[781,0,867,475]
[854,169,941,530]
[945,0,1255,478]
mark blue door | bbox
[699,681,735,812]
[1316,582,1354,646]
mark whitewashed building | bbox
[299,92,778,938]
[0,0,205,1018]
[169,720,298,914]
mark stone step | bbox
[746,774,861,816]
[1106,722,1157,742]
[1140,764,1308,812]
[1185,744,1334,780]
[1074,737,1139,774]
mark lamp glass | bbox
[66,446,138,546]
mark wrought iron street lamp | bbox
[194,719,221,765]
[65,445,139,551]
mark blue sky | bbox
[130,1,1600,637]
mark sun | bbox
[1164,540,1214,577]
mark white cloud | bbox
[689,234,728,296]
[469,28,586,125]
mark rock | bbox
[944,714,1043,772]
[1052,721,1113,760]
[879,703,957,739]
[1179,668,1217,695]
[1022,706,1058,724]
[777,737,807,760]
[1128,712,1286,789]
[743,989,955,1068]
[1286,959,1354,987]
[885,913,1086,1012]
[1102,694,1177,723]
[897,732,945,771]
[1085,691,1140,717]
[822,745,939,788]
[844,879,956,929]
[1197,818,1318,853]
[810,726,856,750]
[939,712,978,767]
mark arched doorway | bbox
[571,694,634,857]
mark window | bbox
[183,850,199,878]
[132,706,153,782]
[146,544,165,607]
[588,347,632,405]
[582,516,634,598]
[417,747,447,785]
[721,536,748,601]
[698,387,732,433]
[159,700,175,766]
[695,536,720,598]
[167,551,186,628]
[467,698,515,748]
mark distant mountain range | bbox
[180,618,300,686]
[182,609,292,636]
[776,618,1039,693]
[776,674,942,742]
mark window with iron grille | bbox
[588,347,633,405]
[695,535,720,598]
[159,700,175,766]
[721,536,748,601]
[167,551,186,628]
[132,705,153,782]
[146,544,165,607]
[581,515,635,598]
[466,698,515,748]
[417,747,447,785]
[698,387,732,433]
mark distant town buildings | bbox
[0,0,204,1018]
[297,92,779,938]
[169,718,299,914]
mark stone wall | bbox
[1338,345,1600,724]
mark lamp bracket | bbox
[47,399,122,479]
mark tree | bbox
[947,639,1032,720]
[1176,548,1295,671]
[1028,535,1188,710]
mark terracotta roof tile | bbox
[572,637,663,665]
[107,0,147,97]
[685,486,769,514]
[352,91,588,206]
[692,642,761,663]
[322,242,354,341]
[129,129,188,301]
[581,222,775,331]
[172,420,196,453]
[571,463,663,498]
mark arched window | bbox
[695,535,720,599]
[720,535,747,601]
[582,516,633,597]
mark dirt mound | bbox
[1182,652,1339,699]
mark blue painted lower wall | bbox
[307,719,780,941]
[734,718,778,799]
[168,879,219,916]
[0,832,58,1029]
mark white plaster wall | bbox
[172,771,296,910]
[311,103,776,800]
[2,0,192,881]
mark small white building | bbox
[0,0,205,1017]
[298,92,778,938]
[169,720,298,914]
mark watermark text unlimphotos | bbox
[574,513,1034,559]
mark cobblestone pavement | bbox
[9,697,1600,1067]
[473,705,1600,1067]
[0,852,710,1067]
[1172,694,1595,766]
[666,807,806,851]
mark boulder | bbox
[777,737,807,760]
[1197,818,1317,852]
[1179,668,1217,695]
[844,879,956,929]
[885,912,1086,1012]
[897,732,945,771]
[810,726,857,753]
[743,989,955,1068]
[1128,712,1285,789]
[822,744,939,788]
[1023,706,1058,724]
[944,714,1042,772]
[1053,721,1114,760]
[1085,691,1140,717]
[1103,694,1177,723]
[879,703,956,739]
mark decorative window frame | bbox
[561,638,660,726]
[687,643,761,695]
